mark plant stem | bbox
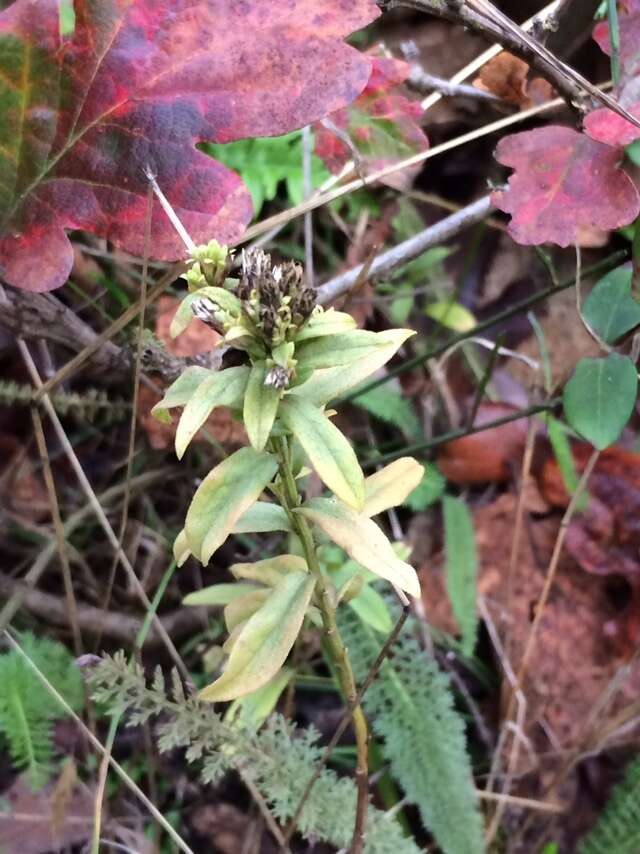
[274,436,369,854]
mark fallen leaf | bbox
[155,296,221,357]
[314,53,428,189]
[473,52,554,108]
[0,0,379,292]
[493,127,639,246]
[0,435,49,523]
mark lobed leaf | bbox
[185,447,278,563]
[297,497,420,597]
[0,0,379,292]
[175,366,249,458]
[563,354,638,450]
[243,361,281,452]
[279,395,365,510]
[362,457,424,517]
[493,127,639,246]
[200,571,316,702]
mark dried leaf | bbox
[362,457,425,517]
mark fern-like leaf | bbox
[578,754,640,854]
[0,634,84,788]
[339,609,485,854]
[353,384,423,441]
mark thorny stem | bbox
[274,436,369,854]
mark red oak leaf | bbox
[314,54,428,189]
[492,126,639,246]
[0,0,379,292]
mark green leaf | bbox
[297,497,420,597]
[295,329,398,371]
[175,366,249,459]
[230,555,307,586]
[169,286,240,338]
[232,501,293,534]
[294,308,356,341]
[362,457,425,517]
[279,396,365,510]
[546,416,586,510]
[243,361,281,451]
[224,669,294,730]
[185,447,278,564]
[352,382,422,439]
[425,301,476,332]
[443,496,478,658]
[403,464,446,511]
[224,589,271,632]
[582,265,640,343]
[173,528,190,566]
[183,583,263,607]
[151,366,212,423]
[290,328,415,406]
[330,560,393,633]
[200,571,316,702]
[563,354,638,450]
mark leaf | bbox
[175,366,248,459]
[279,396,365,510]
[584,99,640,146]
[362,457,425,517]
[243,361,281,452]
[295,329,399,371]
[331,560,393,633]
[352,382,422,440]
[156,294,221,357]
[443,496,478,658]
[492,127,639,246]
[224,589,271,632]
[230,555,308,587]
[0,0,379,292]
[169,288,241,339]
[425,301,476,332]
[594,3,640,81]
[297,497,420,597]
[232,501,293,534]
[582,264,640,343]
[563,354,638,450]
[290,328,415,406]
[225,669,294,730]
[294,308,356,341]
[314,54,429,190]
[403,463,446,511]
[199,571,316,702]
[151,367,212,423]
[185,447,278,563]
[183,583,263,607]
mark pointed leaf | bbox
[582,264,640,344]
[232,501,293,534]
[200,571,316,702]
[224,589,271,632]
[185,447,278,563]
[563,354,638,450]
[225,668,294,729]
[183,583,262,607]
[0,0,379,292]
[294,308,356,341]
[297,497,420,597]
[243,361,281,451]
[363,457,424,517]
[173,528,191,567]
[175,366,248,458]
[290,329,415,405]
[170,287,241,338]
[295,329,397,371]
[279,396,365,510]
[230,555,308,587]
[151,367,212,423]
[443,496,478,658]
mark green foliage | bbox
[201,131,329,216]
[0,634,84,788]
[403,463,446,511]
[443,496,479,657]
[563,353,638,449]
[578,754,640,854]
[582,265,640,343]
[339,610,485,854]
[353,383,422,440]
[89,654,419,854]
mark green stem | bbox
[274,436,369,854]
